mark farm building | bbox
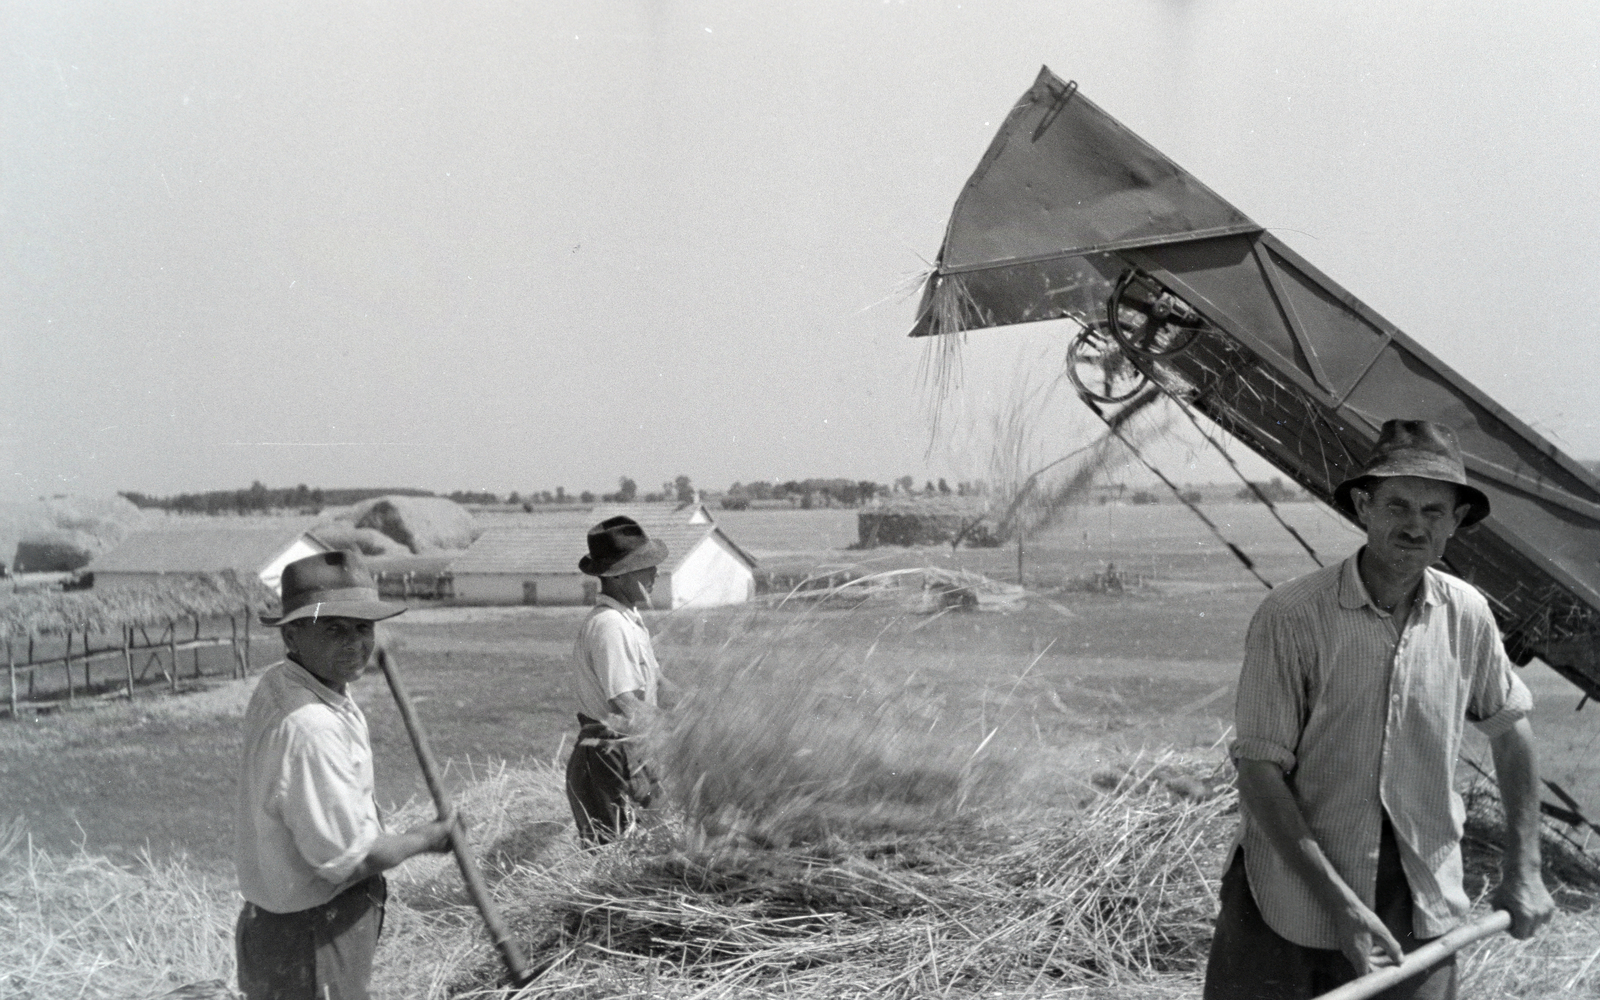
[449,514,758,609]
[85,521,330,595]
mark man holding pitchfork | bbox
[1204,420,1555,1000]
[235,551,455,1000]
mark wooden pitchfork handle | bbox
[376,649,533,986]
[1313,910,1511,1000]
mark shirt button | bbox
[1391,694,1401,703]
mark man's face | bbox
[612,565,657,606]
[1353,476,1470,578]
[281,616,376,691]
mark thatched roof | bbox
[0,571,277,639]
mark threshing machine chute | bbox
[911,67,1600,700]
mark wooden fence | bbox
[4,612,258,718]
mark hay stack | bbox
[2,495,146,572]
[322,495,476,555]
[856,498,992,548]
[307,522,396,557]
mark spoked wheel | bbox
[1107,269,1207,358]
[1066,322,1148,403]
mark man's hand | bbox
[1492,870,1556,939]
[411,812,459,854]
[1329,895,1405,977]
[1488,719,1555,940]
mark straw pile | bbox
[7,757,1600,1000]
[344,496,477,554]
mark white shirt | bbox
[235,659,383,913]
[1231,552,1532,948]
[570,594,660,720]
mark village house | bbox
[84,521,330,595]
[449,509,757,609]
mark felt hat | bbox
[1333,419,1490,527]
[259,550,406,626]
[578,516,668,577]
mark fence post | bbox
[65,631,74,705]
[84,627,92,692]
[230,614,240,679]
[26,634,35,699]
[193,616,202,679]
[168,620,178,693]
[7,639,15,717]
[243,610,252,674]
[123,625,134,699]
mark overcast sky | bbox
[5,1,1597,502]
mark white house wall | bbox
[260,536,331,595]
[452,573,597,606]
[670,535,754,609]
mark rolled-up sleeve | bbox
[1467,616,1533,739]
[274,726,380,885]
[1231,601,1306,772]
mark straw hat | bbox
[1333,419,1490,527]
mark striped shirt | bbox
[570,594,660,720]
[1230,551,1532,949]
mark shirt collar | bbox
[282,656,355,710]
[595,592,644,625]
[1338,548,1441,613]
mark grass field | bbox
[3,501,1599,997]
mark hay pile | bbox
[2,495,146,573]
[8,756,1600,1000]
[856,499,992,549]
[321,496,477,555]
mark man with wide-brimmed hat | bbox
[566,515,674,844]
[1205,420,1555,1000]
[235,550,454,1000]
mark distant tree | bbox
[674,475,694,503]
[507,491,521,505]
[728,481,743,496]
[617,477,637,502]
[580,490,595,503]
[924,480,936,495]
[556,486,567,503]
[1130,490,1160,505]
[859,481,880,503]
[1235,477,1297,503]
[896,475,915,493]
[937,478,951,495]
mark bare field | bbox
[2,501,1598,870]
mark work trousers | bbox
[1203,818,1457,1000]
[565,713,656,845]
[236,875,387,1000]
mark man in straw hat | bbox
[1204,419,1555,1000]
[235,550,455,1000]
[566,515,675,845]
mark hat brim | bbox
[579,539,668,577]
[1333,473,1490,528]
[261,598,407,627]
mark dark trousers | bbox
[565,713,655,846]
[236,875,387,1000]
[1204,819,1457,1000]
